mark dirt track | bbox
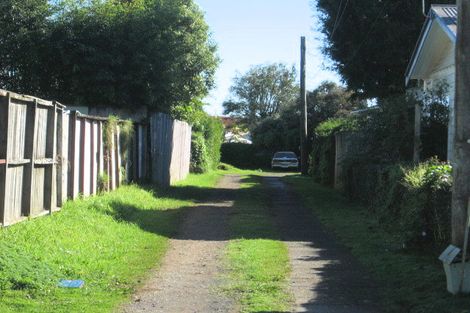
[122,173,381,313]
[122,175,240,313]
[264,174,382,313]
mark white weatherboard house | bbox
[405,4,457,161]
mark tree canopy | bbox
[315,0,454,99]
[0,0,218,112]
[223,63,298,129]
[252,81,364,153]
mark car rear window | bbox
[274,152,297,158]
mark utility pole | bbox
[452,0,470,247]
[300,36,308,175]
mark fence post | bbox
[97,121,103,188]
[79,118,86,195]
[24,99,38,217]
[91,121,95,194]
[115,126,121,187]
[68,111,78,199]
[44,101,58,214]
[0,93,10,225]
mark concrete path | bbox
[121,175,240,313]
[264,174,382,313]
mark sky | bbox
[195,0,341,116]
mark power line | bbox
[330,0,345,39]
[342,0,392,66]
[330,0,350,39]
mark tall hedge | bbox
[221,143,270,169]
[309,117,358,186]
[190,114,224,173]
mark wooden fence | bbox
[0,90,192,227]
[67,112,122,200]
[0,91,64,226]
[150,113,192,186]
[129,122,149,182]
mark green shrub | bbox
[309,136,335,185]
[314,117,358,137]
[190,132,209,173]
[402,160,452,245]
[172,103,224,173]
[368,159,452,246]
[309,117,358,186]
[202,116,224,170]
[182,111,224,174]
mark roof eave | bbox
[405,14,433,86]
[405,7,457,86]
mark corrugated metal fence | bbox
[0,90,192,226]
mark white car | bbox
[271,151,299,169]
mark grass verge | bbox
[224,174,292,313]
[0,172,221,313]
[285,174,470,313]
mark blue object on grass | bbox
[58,279,85,288]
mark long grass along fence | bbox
[0,90,191,226]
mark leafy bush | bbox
[369,159,452,246]
[309,117,358,186]
[252,116,299,154]
[190,132,209,173]
[178,107,224,174]
[201,116,224,170]
[314,117,358,137]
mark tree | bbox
[0,0,219,113]
[223,63,298,129]
[307,81,364,129]
[0,0,53,96]
[314,0,454,99]
[252,81,363,153]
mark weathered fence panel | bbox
[150,113,191,186]
[169,119,192,184]
[68,112,121,200]
[0,91,64,226]
[128,123,149,182]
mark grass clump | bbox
[225,175,292,313]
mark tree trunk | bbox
[451,0,470,247]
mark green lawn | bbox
[0,172,222,313]
[224,174,292,313]
[285,175,470,313]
